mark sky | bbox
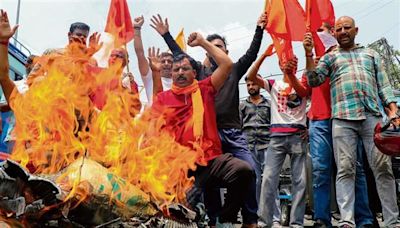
[0,0,399,102]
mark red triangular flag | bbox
[305,0,335,57]
[306,0,335,31]
[282,0,306,41]
[318,0,335,28]
[105,0,134,47]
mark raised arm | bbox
[150,14,184,56]
[133,16,149,76]
[187,32,232,91]
[246,52,268,89]
[284,56,309,98]
[86,32,103,58]
[304,32,327,87]
[0,10,18,104]
[147,47,163,97]
[235,13,266,78]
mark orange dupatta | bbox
[171,80,204,140]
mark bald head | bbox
[108,48,129,68]
[334,16,358,50]
[336,16,356,27]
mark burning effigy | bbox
[0,31,203,228]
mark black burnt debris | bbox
[0,160,203,227]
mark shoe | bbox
[272,221,282,228]
[314,219,327,228]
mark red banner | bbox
[105,0,134,47]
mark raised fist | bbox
[187,32,205,47]
[303,32,314,54]
[133,16,144,28]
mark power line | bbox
[351,0,393,19]
[238,68,306,85]
[357,0,396,20]
[366,21,400,45]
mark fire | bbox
[8,43,201,211]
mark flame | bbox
[8,43,201,211]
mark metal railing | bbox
[8,37,31,64]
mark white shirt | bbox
[264,79,307,135]
[141,70,172,105]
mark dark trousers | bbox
[205,128,258,225]
[195,153,254,223]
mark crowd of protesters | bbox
[0,5,399,228]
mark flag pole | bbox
[124,43,130,73]
[305,0,311,32]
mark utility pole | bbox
[368,38,400,89]
[14,0,21,45]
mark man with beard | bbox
[240,76,282,227]
[286,22,374,228]
[247,52,308,227]
[304,16,399,228]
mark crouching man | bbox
[151,32,255,227]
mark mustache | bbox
[177,75,186,80]
[70,36,86,45]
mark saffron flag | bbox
[265,0,306,41]
[270,34,294,65]
[175,28,187,52]
[105,0,134,47]
[305,0,335,57]
[265,0,306,64]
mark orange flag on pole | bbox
[175,28,187,52]
[305,0,335,57]
[105,0,134,47]
[266,0,306,41]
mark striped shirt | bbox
[306,45,396,120]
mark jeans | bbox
[259,133,307,227]
[354,141,374,227]
[0,111,12,153]
[249,146,281,222]
[333,114,399,227]
[206,128,258,225]
[310,119,373,227]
